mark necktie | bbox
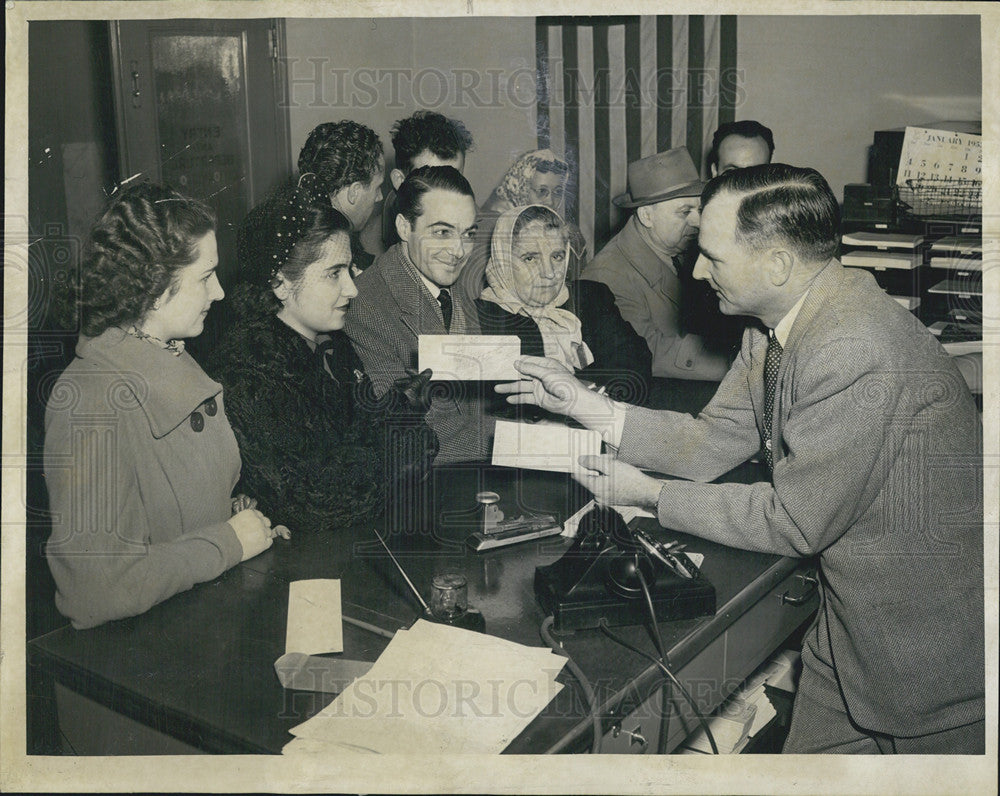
[438,288,453,332]
[762,333,783,471]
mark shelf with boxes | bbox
[842,124,983,369]
[923,235,982,355]
[839,230,928,315]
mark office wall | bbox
[29,21,118,247]
[283,17,537,201]
[288,15,981,208]
[736,15,981,200]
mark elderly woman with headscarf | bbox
[458,149,588,305]
[476,205,650,403]
[205,174,437,537]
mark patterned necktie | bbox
[762,332,783,471]
[438,288,453,332]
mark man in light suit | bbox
[344,165,492,464]
[582,148,732,381]
[498,164,984,753]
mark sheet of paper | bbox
[418,334,521,381]
[491,419,602,474]
[286,579,343,656]
[274,652,373,693]
[287,619,566,755]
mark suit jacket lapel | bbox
[381,244,445,338]
[769,259,845,463]
[745,325,768,438]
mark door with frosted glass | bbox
[109,19,290,297]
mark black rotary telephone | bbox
[534,505,715,632]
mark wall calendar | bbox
[896,126,982,186]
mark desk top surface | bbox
[29,462,797,754]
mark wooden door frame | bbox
[107,17,291,207]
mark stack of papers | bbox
[283,619,567,755]
[679,649,800,754]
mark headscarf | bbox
[493,149,568,209]
[481,205,594,371]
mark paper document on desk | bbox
[286,579,343,655]
[418,334,520,380]
[285,619,566,754]
[492,419,602,474]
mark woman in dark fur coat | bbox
[206,174,436,535]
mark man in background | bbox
[707,119,775,177]
[296,120,385,232]
[239,120,384,279]
[360,110,475,260]
[582,148,730,381]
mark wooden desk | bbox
[28,464,818,755]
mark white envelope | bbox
[418,334,521,381]
[491,419,602,473]
[285,579,343,656]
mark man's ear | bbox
[329,186,349,214]
[766,248,795,286]
[635,204,653,228]
[710,163,719,178]
[395,213,412,243]
[390,168,406,191]
[345,180,363,205]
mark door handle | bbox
[779,572,819,606]
[130,62,142,107]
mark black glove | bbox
[391,368,434,414]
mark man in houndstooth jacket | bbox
[345,165,493,464]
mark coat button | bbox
[190,411,204,432]
[204,397,218,416]
[685,359,694,368]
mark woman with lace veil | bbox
[459,149,588,304]
[206,174,437,538]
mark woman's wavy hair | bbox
[233,177,352,316]
[71,182,215,337]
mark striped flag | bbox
[536,15,738,256]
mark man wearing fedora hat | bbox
[582,148,731,381]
